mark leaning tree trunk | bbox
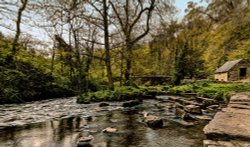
[11,0,28,60]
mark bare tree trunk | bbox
[120,48,124,86]
[68,25,74,86]
[124,44,132,83]
[72,28,83,93]
[51,47,55,75]
[11,0,28,59]
[103,0,114,90]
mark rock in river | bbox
[143,113,163,128]
[99,102,109,107]
[102,127,117,133]
[78,136,93,142]
[77,135,94,147]
[77,142,92,147]
[122,100,141,107]
[184,105,202,114]
[175,108,193,121]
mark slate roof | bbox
[215,59,243,73]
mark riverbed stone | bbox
[204,92,250,143]
[175,108,193,120]
[102,127,117,133]
[77,142,93,147]
[204,108,250,140]
[194,115,212,121]
[174,102,184,109]
[143,114,163,128]
[207,105,219,109]
[122,100,141,107]
[202,99,216,107]
[184,105,202,114]
[99,102,109,107]
[77,135,94,147]
[175,120,195,127]
[203,140,250,147]
[168,96,198,106]
[78,136,94,142]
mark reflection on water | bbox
[0,98,211,147]
[0,117,85,147]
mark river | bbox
[0,96,215,147]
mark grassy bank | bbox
[170,82,250,102]
[77,86,170,104]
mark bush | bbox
[76,85,169,104]
[0,61,75,104]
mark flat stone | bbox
[207,105,219,109]
[122,100,141,107]
[175,120,195,127]
[102,127,117,133]
[230,101,250,106]
[230,92,250,102]
[204,110,250,140]
[194,115,212,121]
[228,104,250,109]
[78,136,93,142]
[168,96,198,106]
[99,102,109,107]
[203,140,250,147]
[143,113,163,128]
[204,93,250,142]
[175,108,193,120]
[196,97,213,102]
[77,142,92,147]
[184,105,202,114]
[174,102,184,109]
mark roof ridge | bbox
[215,59,243,73]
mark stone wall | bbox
[228,62,250,81]
[214,73,228,81]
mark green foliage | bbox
[76,85,169,104]
[2,1,250,104]
[0,38,74,104]
[170,82,250,102]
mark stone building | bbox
[214,59,250,81]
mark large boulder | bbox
[184,105,202,114]
[143,113,163,128]
[122,99,141,107]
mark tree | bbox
[110,0,156,84]
[12,0,28,58]
[103,0,114,90]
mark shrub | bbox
[76,85,169,104]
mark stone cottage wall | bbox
[215,73,228,81]
[228,62,250,81]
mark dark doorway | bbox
[240,68,247,78]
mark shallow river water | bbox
[0,96,214,147]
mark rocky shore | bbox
[203,92,250,146]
